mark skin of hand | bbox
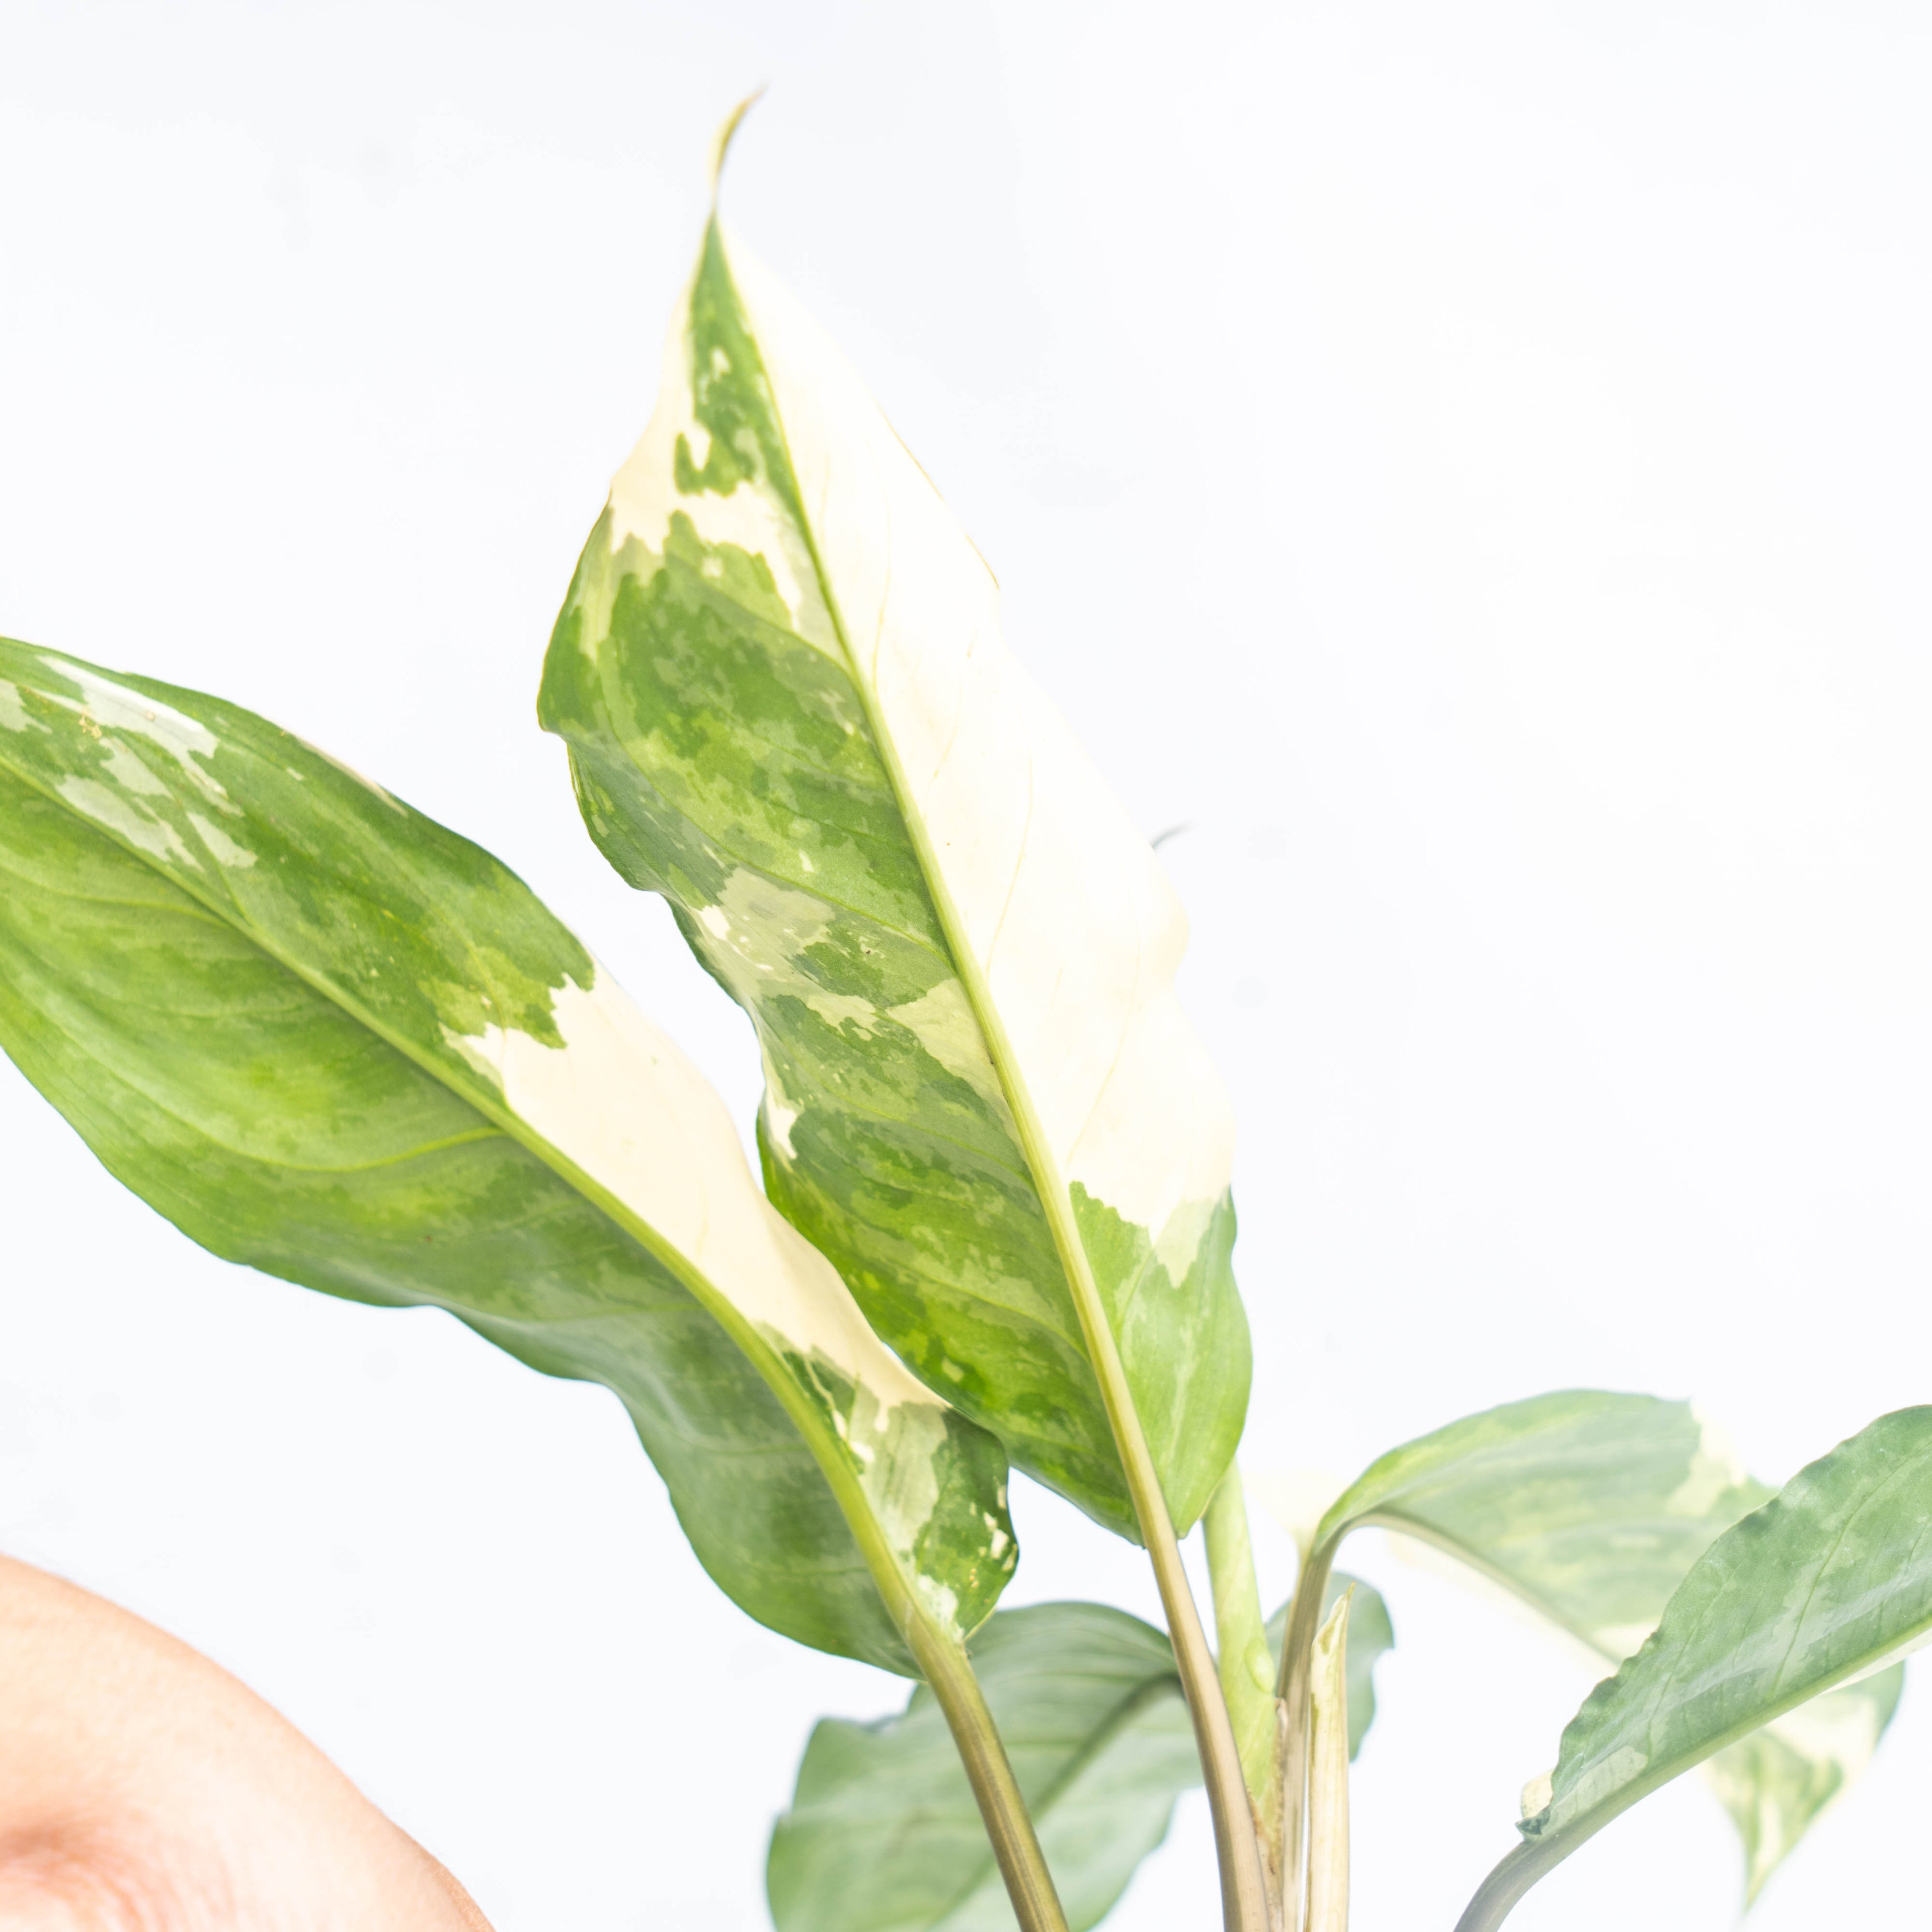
[0,1556,493,1931]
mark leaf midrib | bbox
[716,228,1161,1519]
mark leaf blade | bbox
[1702,1664,1903,1905]
[539,216,1250,1537]
[0,639,1015,1671]
[1458,1407,1932,1931]
[1523,1406,1932,1847]
[1283,1390,1901,1898]
[1312,1390,1767,1651]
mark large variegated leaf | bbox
[769,1584,1390,1932]
[538,189,1249,1539]
[0,639,1014,1673]
[1458,1407,1932,1932]
[1270,1392,1901,1901]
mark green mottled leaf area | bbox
[1524,1406,1932,1849]
[1299,1389,1905,1898]
[0,640,1015,1671]
[541,221,1249,1539]
[547,509,1120,1523]
[1316,1390,1769,1651]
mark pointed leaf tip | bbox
[710,91,765,204]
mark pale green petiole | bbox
[1204,1464,1285,1903]
[1010,1151,1269,1932]
[903,1621,1072,1932]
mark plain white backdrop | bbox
[4,3,1931,1926]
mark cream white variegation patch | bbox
[446,967,936,1421]
[443,964,986,1630]
[54,775,200,868]
[0,680,41,735]
[608,313,836,654]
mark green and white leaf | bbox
[769,1581,1391,1932]
[1274,1391,1901,1899]
[1701,1665,1903,1906]
[538,164,1249,1539]
[1303,1391,1769,1653]
[0,638,1014,1673]
[1460,1406,1932,1932]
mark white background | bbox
[2,3,1929,1927]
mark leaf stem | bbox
[1060,1278,1269,1932]
[1450,1841,1548,1932]
[981,1109,1269,1932]
[1205,1467,1280,1797]
[1275,1539,1340,1932]
[907,1618,1073,1932]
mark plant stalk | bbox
[976,1131,1270,1932]
[907,1618,1073,1932]
[1034,1278,1268,1932]
[1204,1466,1285,1915]
[1275,1539,1340,1932]
[1450,1840,1552,1932]
[1204,1466,1280,1793]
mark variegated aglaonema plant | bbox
[2,111,1928,1932]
